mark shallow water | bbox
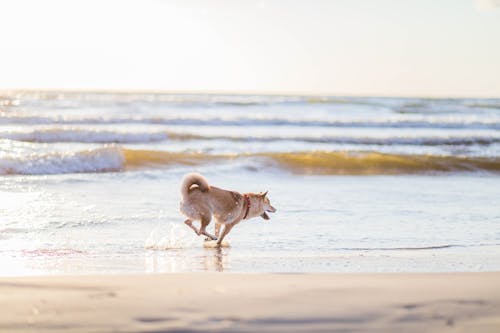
[0,92,499,275]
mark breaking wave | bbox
[166,133,500,146]
[1,128,499,146]
[2,147,500,175]
[0,128,169,143]
[261,151,500,174]
[2,113,500,130]
[0,146,124,175]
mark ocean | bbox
[1,91,499,275]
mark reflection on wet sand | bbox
[145,246,230,273]
[201,247,228,272]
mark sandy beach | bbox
[1,272,499,333]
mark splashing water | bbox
[145,222,195,250]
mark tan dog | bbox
[179,173,276,246]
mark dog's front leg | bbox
[214,223,221,239]
[217,223,234,246]
[205,222,222,241]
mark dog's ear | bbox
[260,191,268,198]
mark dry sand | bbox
[1,273,499,333]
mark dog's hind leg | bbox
[184,219,199,235]
[217,223,234,246]
[199,216,217,240]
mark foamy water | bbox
[0,91,499,275]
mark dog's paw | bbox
[203,240,230,248]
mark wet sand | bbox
[1,272,499,333]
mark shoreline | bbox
[2,88,500,99]
[1,272,499,332]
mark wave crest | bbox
[123,149,500,175]
[2,147,500,175]
[265,151,500,174]
[0,128,169,143]
[0,146,124,175]
[2,113,500,130]
[1,128,499,146]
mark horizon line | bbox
[1,87,499,100]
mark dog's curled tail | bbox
[181,173,210,198]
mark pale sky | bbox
[1,0,499,97]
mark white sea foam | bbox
[0,146,124,175]
[1,112,500,129]
[170,134,500,146]
[1,127,498,146]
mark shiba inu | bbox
[179,173,276,246]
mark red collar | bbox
[243,194,251,219]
